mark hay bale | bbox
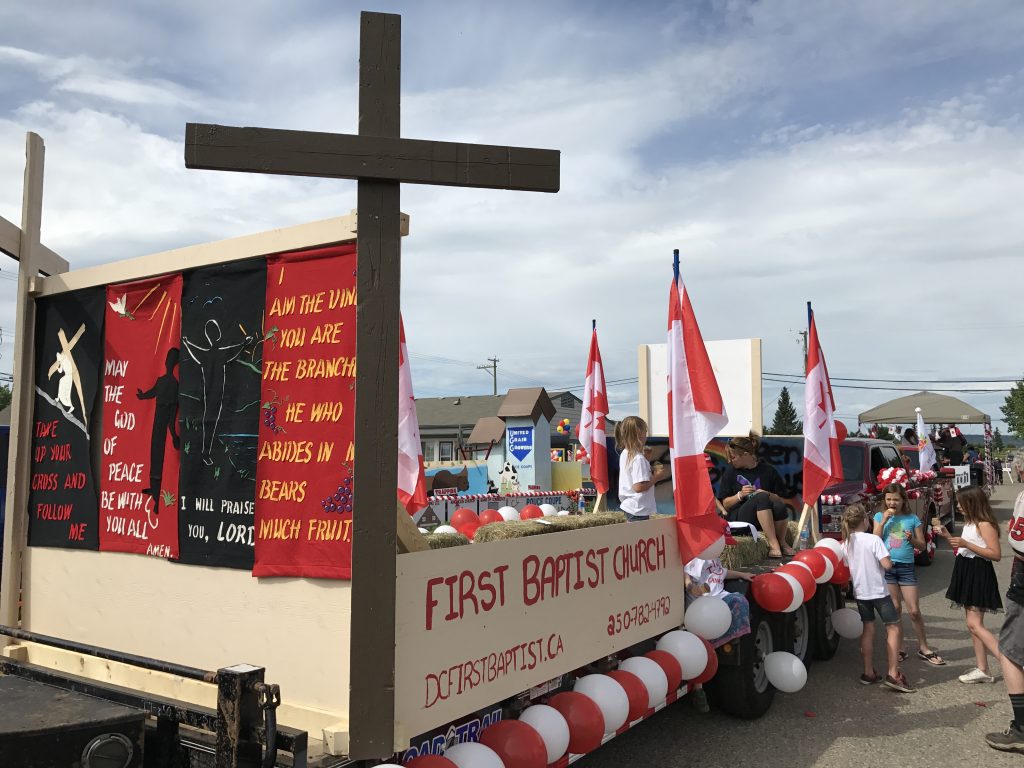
[426,531,470,549]
[472,520,550,544]
[541,512,626,532]
[720,536,770,569]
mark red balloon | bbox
[479,509,504,526]
[791,549,828,581]
[520,504,545,520]
[479,720,548,768]
[406,756,459,768]
[829,561,851,586]
[779,563,817,602]
[454,520,481,540]
[690,637,719,685]
[450,507,481,528]
[816,546,840,569]
[606,670,647,722]
[548,692,604,754]
[644,649,683,693]
[751,573,794,613]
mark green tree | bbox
[769,387,802,435]
[0,384,10,413]
[1002,377,1024,438]
[993,427,1005,453]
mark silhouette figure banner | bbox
[99,274,183,558]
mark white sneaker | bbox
[959,667,995,684]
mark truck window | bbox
[879,445,904,469]
[870,448,888,479]
[840,444,863,482]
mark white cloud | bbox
[1,0,1022,432]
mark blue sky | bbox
[2,0,1023,433]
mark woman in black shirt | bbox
[717,433,796,558]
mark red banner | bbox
[99,275,183,557]
[253,245,357,578]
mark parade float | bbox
[0,12,848,768]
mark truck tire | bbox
[809,583,843,660]
[706,600,776,719]
[781,602,814,669]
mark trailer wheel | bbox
[706,601,776,719]
[810,583,843,660]
[782,602,814,668]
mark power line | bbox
[763,376,1009,393]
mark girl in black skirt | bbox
[934,486,1003,683]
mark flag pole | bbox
[592,317,606,512]
[799,300,821,545]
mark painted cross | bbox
[183,11,559,758]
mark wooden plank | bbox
[0,214,69,277]
[185,126,561,193]
[1,133,45,636]
[32,212,408,298]
[349,11,402,759]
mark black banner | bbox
[28,288,104,549]
[176,260,265,568]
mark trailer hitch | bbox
[252,682,281,768]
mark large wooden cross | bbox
[184,11,559,759]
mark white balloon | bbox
[618,656,668,708]
[417,527,429,534]
[764,651,808,693]
[684,596,732,641]
[557,510,571,516]
[775,571,805,612]
[433,525,459,535]
[497,506,520,521]
[816,555,835,584]
[831,607,864,639]
[814,538,843,557]
[445,742,505,768]
[574,674,629,734]
[697,534,726,560]
[519,704,570,764]
[539,503,558,516]
[656,629,709,679]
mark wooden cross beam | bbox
[183,11,559,759]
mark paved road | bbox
[581,483,1024,768]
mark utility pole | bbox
[478,356,499,395]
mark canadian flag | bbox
[802,310,843,503]
[578,324,609,493]
[397,315,429,514]
[667,254,729,563]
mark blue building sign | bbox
[507,426,534,462]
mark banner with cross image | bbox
[27,288,105,550]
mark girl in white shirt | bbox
[615,416,669,521]
[935,486,1003,684]
[841,504,913,692]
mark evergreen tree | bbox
[993,427,1005,453]
[1003,377,1024,438]
[0,384,10,413]
[769,387,802,435]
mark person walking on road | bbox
[873,483,945,666]
[986,490,1024,752]
[842,503,914,693]
[934,486,1003,684]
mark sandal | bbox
[918,650,946,666]
[767,549,784,559]
[781,546,796,557]
[898,650,908,662]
